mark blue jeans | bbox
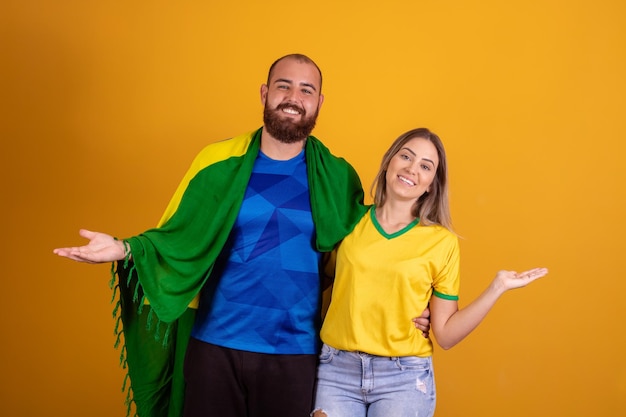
[313,344,436,417]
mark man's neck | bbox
[260,130,307,160]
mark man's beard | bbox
[263,102,319,144]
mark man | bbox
[54,54,430,417]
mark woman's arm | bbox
[430,267,548,350]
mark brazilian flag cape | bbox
[112,128,367,417]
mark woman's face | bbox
[385,137,439,202]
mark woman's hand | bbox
[492,267,549,293]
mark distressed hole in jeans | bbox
[416,378,428,394]
[311,408,328,417]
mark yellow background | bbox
[2,1,625,416]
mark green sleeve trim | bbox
[433,290,459,301]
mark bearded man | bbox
[55,54,373,417]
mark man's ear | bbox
[260,84,268,105]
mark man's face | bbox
[261,58,324,143]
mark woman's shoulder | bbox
[418,223,459,246]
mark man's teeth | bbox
[399,176,415,186]
[283,108,300,114]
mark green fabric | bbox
[116,266,194,417]
[114,128,367,417]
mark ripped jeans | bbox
[313,344,436,417]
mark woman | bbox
[312,128,547,417]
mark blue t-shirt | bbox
[191,149,323,354]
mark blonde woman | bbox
[312,128,547,417]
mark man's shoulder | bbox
[307,135,352,164]
[199,130,256,154]
[191,130,259,166]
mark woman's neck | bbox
[375,202,417,234]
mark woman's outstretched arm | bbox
[431,267,548,350]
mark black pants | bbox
[183,337,318,417]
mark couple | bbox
[54,53,547,417]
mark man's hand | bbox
[53,229,127,264]
[412,306,431,338]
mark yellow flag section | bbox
[149,130,257,309]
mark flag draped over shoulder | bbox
[112,128,368,417]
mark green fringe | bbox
[111,247,138,417]
[109,243,174,417]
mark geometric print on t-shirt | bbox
[192,150,323,354]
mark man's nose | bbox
[286,88,302,102]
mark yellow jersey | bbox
[320,207,460,357]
